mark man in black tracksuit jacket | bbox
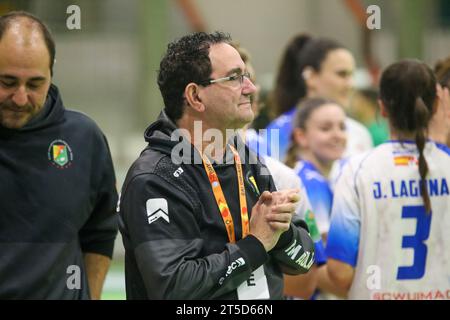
[119,32,314,300]
[120,111,315,299]
[0,12,118,299]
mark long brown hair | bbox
[434,55,450,146]
[380,60,437,213]
[270,34,345,118]
[434,55,450,88]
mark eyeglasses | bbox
[200,72,252,87]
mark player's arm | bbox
[325,158,361,296]
[326,259,354,294]
[283,265,318,299]
[83,253,111,300]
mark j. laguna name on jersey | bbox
[373,178,449,199]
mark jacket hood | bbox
[144,110,183,157]
[144,110,206,165]
[0,84,65,134]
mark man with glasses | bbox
[118,32,315,300]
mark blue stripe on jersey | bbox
[435,142,450,156]
[314,239,327,266]
[386,139,416,144]
[263,107,296,160]
[295,160,333,233]
[245,131,328,266]
[245,129,270,157]
[325,196,360,267]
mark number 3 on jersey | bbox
[397,205,432,280]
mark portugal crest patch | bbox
[48,139,73,168]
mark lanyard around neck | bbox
[200,145,249,243]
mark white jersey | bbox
[326,141,450,300]
[244,128,312,216]
[344,117,373,157]
[329,118,373,190]
[262,154,328,265]
[261,154,312,218]
[245,128,328,264]
[262,110,372,162]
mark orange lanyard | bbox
[200,145,249,243]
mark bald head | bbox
[0,11,55,75]
[0,12,53,129]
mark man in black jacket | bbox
[119,32,314,299]
[0,11,118,299]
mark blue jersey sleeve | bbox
[263,108,296,160]
[297,162,333,235]
[300,208,327,265]
[325,162,361,267]
[314,239,327,265]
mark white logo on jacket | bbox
[146,198,169,224]
[218,257,246,286]
[173,167,184,177]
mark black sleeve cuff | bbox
[272,226,294,251]
[236,235,269,270]
[81,238,115,259]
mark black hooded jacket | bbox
[119,111,315,300]
[0,84,118,299]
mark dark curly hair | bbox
[157,31,231,122]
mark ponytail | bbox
[414,97,431,213]
[380,60,437,214]
[271,34,345,117]
[272,34,312,117]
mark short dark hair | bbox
[157,31,231,122]
[0,11,56,75]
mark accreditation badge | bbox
[237,266,270,299]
